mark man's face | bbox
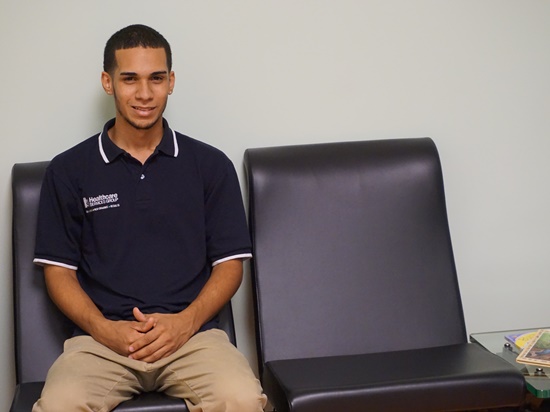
[102,47,175,131]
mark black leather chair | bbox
[11,161,237,412]
[244,138,526,412]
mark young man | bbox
[32,24,267,412]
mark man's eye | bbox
[151,76,164,82]
[123,77,136,83]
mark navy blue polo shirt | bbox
[34,118,251,333]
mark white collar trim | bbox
[172,129,179,157]
[98,132,109,163]
[98,129,178,163]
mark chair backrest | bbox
[12,161,236,384]
[245,138,467,369]
[12,161,70,384]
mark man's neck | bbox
[108,117,164,164]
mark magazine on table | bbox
[517,329,550,367]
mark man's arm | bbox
[127,258,243,363]
[43,264,155,356]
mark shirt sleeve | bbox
[33,164,83,270]
[204,157,252,265]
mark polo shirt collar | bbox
[98,118,179,163]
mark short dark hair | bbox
[103,24,172,74]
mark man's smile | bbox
[132,106,156,115]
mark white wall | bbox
[1,0,549,409]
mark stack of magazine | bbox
[509,329,550,367]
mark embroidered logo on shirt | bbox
[83,193,120,214]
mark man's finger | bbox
[131,339,172,363]
[129,336,158,359]
[128,325,161,355]
[133,307,147,322]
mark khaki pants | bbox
[33,329,267,412]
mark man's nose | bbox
[136,80,153,100]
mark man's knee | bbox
[224,391,268,412]
[33,380,93,412]
[210,377,267,412]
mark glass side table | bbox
[470,328,550,398]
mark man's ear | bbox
[101,71,113,95]
[169,71,175,93]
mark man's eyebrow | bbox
[119,71,168,76]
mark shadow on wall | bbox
[95,90,116,124]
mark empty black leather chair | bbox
[11,161,237,412]
[245,138,526,412]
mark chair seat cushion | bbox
[10,382,189,412]
[264,343,525,412]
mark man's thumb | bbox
[133,307,147,322]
